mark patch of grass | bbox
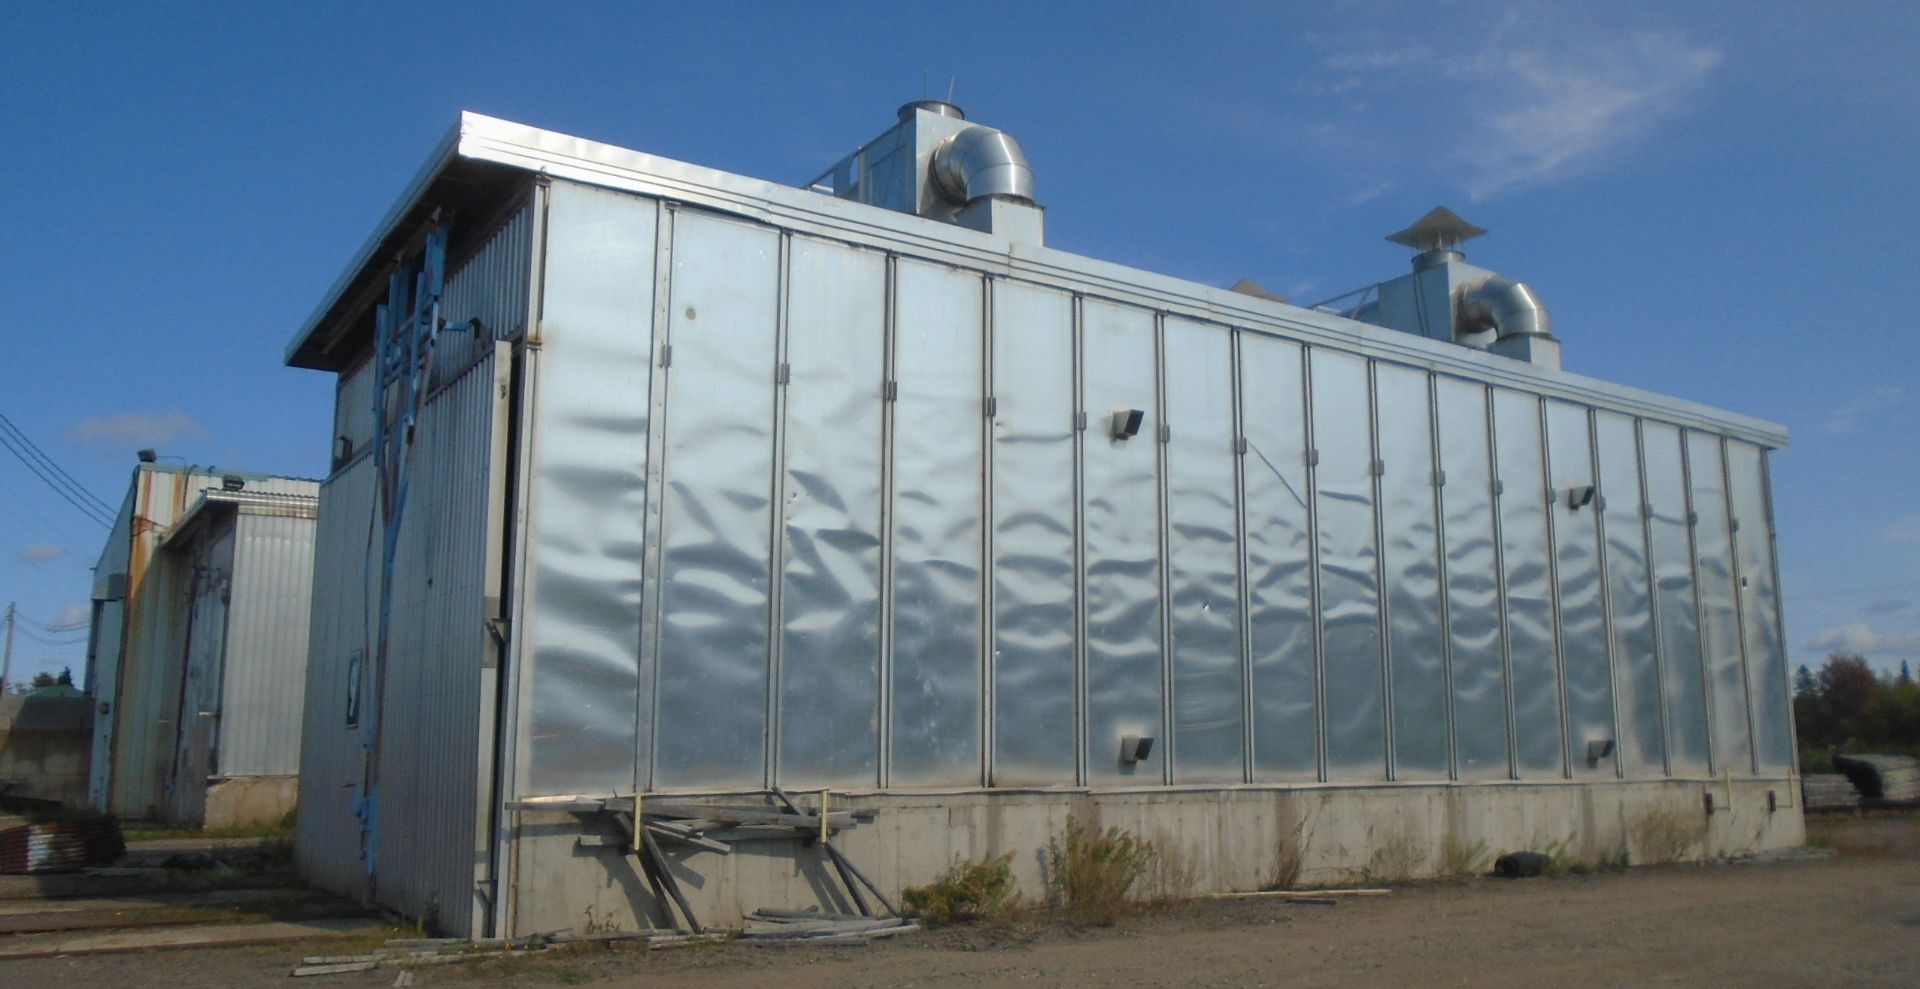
[1268,817,1308,891]
[902,852,1019,927]
[1363,825,1424,883]
[1045,815,1155,927]
[1142,836,1198,906]
[1440,834,1491,878]
[1630,804,1708,865]
[123,810,296,843]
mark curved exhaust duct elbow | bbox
[930,125,1036,205]
[1457,274,1551,343]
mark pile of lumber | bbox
[0,816,124,874]
[1801,773,1860,810]
[739,909,918,944]
[1832,754,1920,802]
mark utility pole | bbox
[1,602,14,695]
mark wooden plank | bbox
[0,917,384,960]
[0,887,318,918]
[1205,888,1390,899]
[641,802,854,829]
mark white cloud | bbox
[1808,621,1920,656]
[16,543,64,563]
[67,409,210,450]
[1820,384,1905,435]
[54,602,90,627]
[1308,21,1724,199]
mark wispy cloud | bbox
[1863,598,1914,617]
[54,602,89,627]
[67,409,210,450]
[1808,621,1920,656]
[1306,17,1724,199]
[17,543,64,564]
[1820,384,1905,434]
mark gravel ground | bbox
[7,813,1917,988]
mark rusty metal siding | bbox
[219,510,318,777]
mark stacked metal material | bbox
[1831,754,1920,802]
[1800,773,1860,810]
[0,817,125,874]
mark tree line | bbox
[1794,653,1920,769]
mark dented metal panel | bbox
[887,260,985,786]
[1240,335,1318,781]
[1312,349,1385,781]
[989,280,1078,785]
[1377,362,1446,780]
[1081,299,1163,783]
[1547,401,1614,778]
[1688,430,1753,775]
[1435,377,1506,779]
[1728,442,1792,773]
[1642,422,1710,775]
[775,237,887,787]
[1595,413,1662,775]
[653,210,779,790]
[1162,317,1244,783]
[521,184,655,796]
[1494,389,1563,778]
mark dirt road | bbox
[8,818,1919,988]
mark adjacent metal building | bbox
[287,104,1801,937]
[86,464,318,826]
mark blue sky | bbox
[2,1,1916,687]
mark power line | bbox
[0,412,117,518]
[14,624,87,647]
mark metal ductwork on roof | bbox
[806,100,1043,242]
[1336,206,1560,370]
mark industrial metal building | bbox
[86,463,318,826]
[287,103,1800,937]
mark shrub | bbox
[1045,816,1155,926]
[901,852,1018,926]
[1630,805,1707,865]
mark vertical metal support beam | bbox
[979,275,996,788]
[876,255,899,789]
[1589,409,1626,779]
[1152,312,1174,785]
[1540,400,1571,779]
[1368,361,1396,781]
[1720,438,1761,775]
[1486,386,1519,781]
[1635,419,1674,777]
[1070,294,1089,787]
[1231,330,1256,784]
[763,232,794,790]
[1302,348,1328,783]
[1429,373,1458,782]
[1680,431,1717,777]
[637,202,678,795]
[1761,450,1797,786]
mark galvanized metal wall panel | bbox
[1493,390,1563,777]
[775,237,886,787]
[1641,423,1710,774]
[1240,336,1318,781]
[218,511,316,777]
[653,210,778,790]
[1162,317,1244,783]
[521,184,654,795]
[888,259,986,786]
[1081,299,1163,783]
[1311,350,1385,780]
[168,526,233,823]
[988,280,1077,785]
[1595,413,1662,775]
[1728,442,1792,773]
[438,200,533,385]
[373,349,502,932]
[335,359,376,456]
[1377,363,1446,780]
[1435,377,1507,779]
[1688,431,1753,774]
[1546,401,1614,777]
[296,455,376,898]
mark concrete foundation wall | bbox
[0,696,92,810]
[501,779,1802,937]
[202,775,297,828]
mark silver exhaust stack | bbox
[806,101,1043,243]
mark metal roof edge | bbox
[163,489,320,550]
[283,115,468,367]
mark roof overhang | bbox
[162,489,319,551]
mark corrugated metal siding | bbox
[110,469,205,817]
[372,348,502,933]
[220,511,318,776]
[335,360,375,454]
[165,525,235,824]
[297,453,377,898]
[436,201,532,388]
[86,485,137,810]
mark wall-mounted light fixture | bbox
[221,474,246,492]
[1110,408,1145,440]
[1585,738,1615,765]
[1566,485,1597,511]
[137,449,157,463]
[1119,734,1154,764]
